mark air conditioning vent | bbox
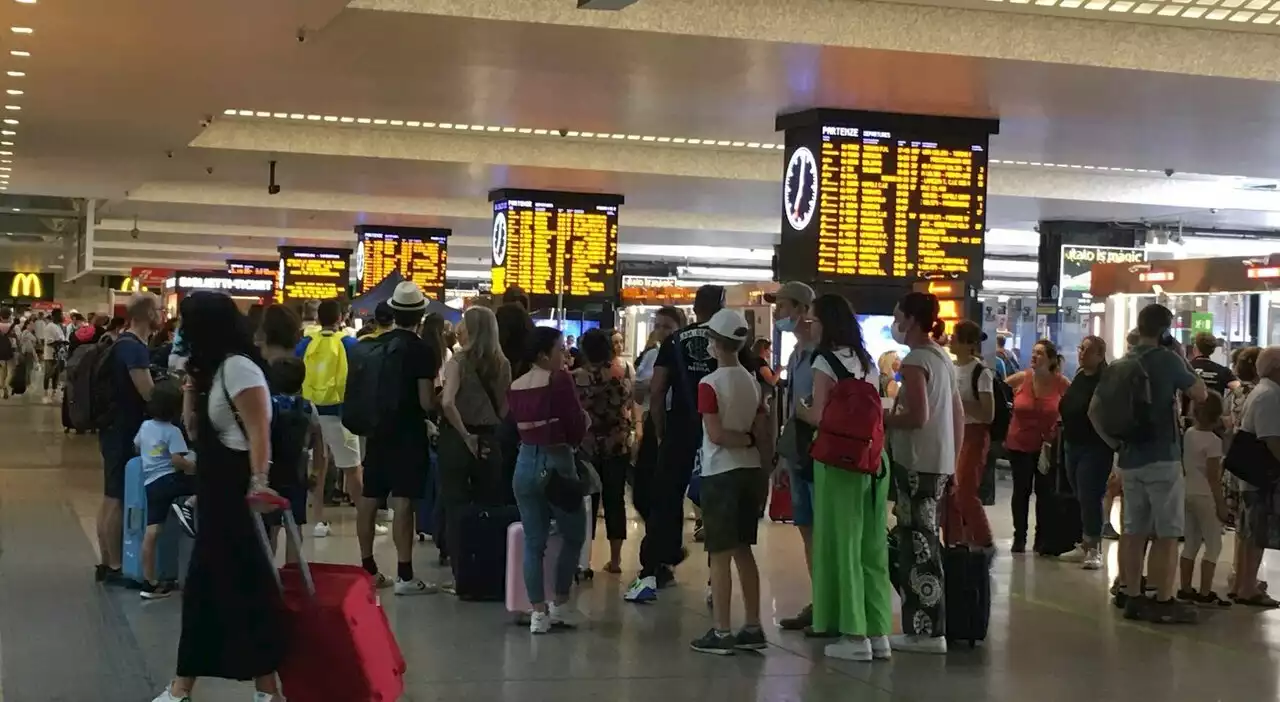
[1239,181,1278,192]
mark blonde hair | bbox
[877,350,900,377]
[457,306,505,384]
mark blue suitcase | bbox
[122,457,190,585]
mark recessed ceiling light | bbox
[9,50,29,58]
[0,167,12,171]
[12,207,21,211]
[5,90,21,96]
[9,27,33,34]
[4,106,18,111]
[7,71,24,77]
[2,119,17,125]
[14,1,38,5]
[0,151,10,155]
[1,142,12,146]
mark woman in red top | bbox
[1004,339,1070,554]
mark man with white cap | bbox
[356,281,443,595]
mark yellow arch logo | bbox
[10,272,41,298]
[119,276,147,293]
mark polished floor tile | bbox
[2,393,1280,701]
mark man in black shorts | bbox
[359,282,441,595]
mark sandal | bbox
[1232,593,1280,608]
[603,562,622,574]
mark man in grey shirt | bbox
[1093,304,1206,624]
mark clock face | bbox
[784,146,818,231]
[491,212,508,266]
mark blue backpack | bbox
[270,394,313,489]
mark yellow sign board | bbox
[10,272,41,298]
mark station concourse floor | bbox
[3,395,1280,702]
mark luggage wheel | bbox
[575,568,594,583]
[416,531,428,543]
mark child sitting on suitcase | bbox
[133,380,194,600]
[266,356,326,564]
[689,309,775,656]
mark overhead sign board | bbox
[355,226,449,301]
[1059,245,1146,299]
[130,267,174,289]
[277,247,351,301]
[226,260,278,278]
[169,272,277,296]
[776,109,999,285]
[0,271,54,301]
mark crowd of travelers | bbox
[4,271,1276,699]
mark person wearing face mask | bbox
[1002,338,1070,555]
[764,282,822,632]
[884,292,963,654]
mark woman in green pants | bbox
[796,294,894,662]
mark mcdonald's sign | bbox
[0,272,53,301]
[106,275,148,293]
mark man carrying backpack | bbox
[295,300,367,539]
[1091,303,1207,624]
[0,307,15,399]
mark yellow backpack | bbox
[302,329,349,406]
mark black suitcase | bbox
[451,504,520,601]
[1036,452,1083,556]
[944,545,992,648]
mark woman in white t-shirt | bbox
[153,291,286,702]
[884,292,963,655]
[946,320,995,550]
[796,293,893,663]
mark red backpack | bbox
[808,349,885,475]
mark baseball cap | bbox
[707,308,750,342]
[764,281,815,306]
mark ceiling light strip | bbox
[979,0,1280,23]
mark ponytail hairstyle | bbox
[898,292,945,341]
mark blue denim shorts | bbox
[787,460,816,527]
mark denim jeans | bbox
[1063,441,1114,542]
[512,443,588,605]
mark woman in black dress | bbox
[153,292,286,702]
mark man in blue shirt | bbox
[765,282,820,632]
[97,294,158,585]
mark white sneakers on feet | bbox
[530,610,552,634]
[824,637,872,662]
[870,635,891,660]
[312,522,331,538]
[374,523,390,536]
[393,578,439,596]
[1058,545,1089,563]
[549,602,584,628]
[152,688,190,702]
[1083,548,1104,570]
[889,634,948,654]
[623,575,658,603]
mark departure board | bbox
[488,188,623,300]
[776,109,999,284]
[226,260,277,278]
[277,247,351,301]
[355,226,449,301]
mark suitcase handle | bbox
[250,494,317,599]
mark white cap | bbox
[707,308,749,342]
[388,281,426,311]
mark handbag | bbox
[1224,429,1280,490]
[534,368,587,513]
[1037,441,1053,476]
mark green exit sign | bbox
[1191,313,1213,334]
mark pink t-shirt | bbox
[1004,373,1069,454]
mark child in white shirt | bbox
[1179,391,1231,607]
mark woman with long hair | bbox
[421,312,451,376]
[1004,338,1070,555]
[1056,335,1114,569]
[876,351,901,399]
[438,306,512,591]
[945,320,995,551]
[152,292,285,702]
[508,326,589,633]
[884,292,962,655]
[795,294,891,662]
[573,328,635,573]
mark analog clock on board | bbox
[491,212,508,266]
[784,146,818,231]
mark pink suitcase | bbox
[505,521,563,623]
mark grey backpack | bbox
[1091,347,1157,443]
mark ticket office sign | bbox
[355,226,449,301]
[489,188,623,300]
[277,247,351,301]
[776,109,999,286]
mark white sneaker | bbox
[1082,548,1104,571]
[312,522,331,538]
[377,508,393,522]
[254,693,285,702]
[889,634,948,654]
[870,635,892,660]
[549,601,584,628]
[623,575,658,603]
[824,636,873,662]
[393,578,439,596]
[1058,545,1089,563]
[374,523,390,536]
[152,688,190,702]
[530,610,552,634]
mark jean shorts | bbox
[1120,461,1185,539]
[786,460,816,527]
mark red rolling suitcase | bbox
[769,471,794,523]
[253,495,406,702]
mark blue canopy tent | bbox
[349,270,460,323]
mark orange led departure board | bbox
[776,109,999,285]
[489,188,623,300]
[277,247,351,301]
[355,226,449,301]
[226,260,277,278]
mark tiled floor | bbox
[3,392,1280,701]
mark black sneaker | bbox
[96,565,126,586]
[140,581,174,600]
[690,628,736,656]
[693,519,705,543]
[1196,591,1232,608]
[1101,523,1121,540]
[779,604,813,631]
[171,502,197,538]
[734,627,767,651]
[1176,588,1199,602]
[1123,594,1148,620]
[1011,537,1027,554]
[655,566,676,589]
[1144,598,1198,624]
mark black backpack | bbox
[342,334,406,437]
[90,336,122,429]
[270,394,314,489]
[972,364,1013,442]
